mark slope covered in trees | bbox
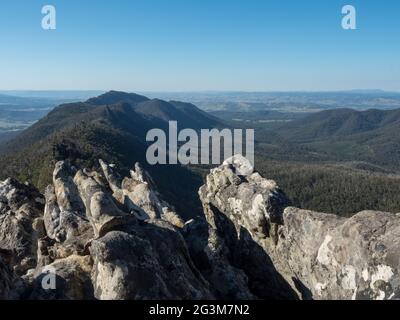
[2,92,400,217]
[0,91,222,219]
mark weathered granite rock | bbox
[73,168,134,238]
[0,255,15,299]
[90,220,213,300]
[100,159,184,228]
[26,255,94,300]
[44,162,94,246]
[197,155,298,299]
[2,155,400,301]
[0,178,44,275]
[200,156,289,239]
[27,160,211,300]
[44,184,94,252]
[274,208,400,300]
[199,155,400,300]
[182,217,257,299]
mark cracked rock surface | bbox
[0,155,399,300]
[199,155,400,300]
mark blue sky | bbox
[0,0,399,91]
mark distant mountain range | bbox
[2,90,400,217]
[4,91,220,151]
[0,91,222,219]
[148,90,400,112]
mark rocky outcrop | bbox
[197,155,298,300]
[0,160,211,300]
[26,255,94,300]
[275,208,400,300]
[99,160,184,228]
[182,217,259,299]
[0,255,15,299]
[1,155,400,300]
[199,155,400,300]
[0,178,45,275]
[90,221,212,300]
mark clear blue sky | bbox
[0,0,399,91]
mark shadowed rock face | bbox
[0,155,400,300]
[0,256,15,299]
[0,178,45,275]
[199,155,400,300]
[197,156,298,300]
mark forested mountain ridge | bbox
[266,108,400,170]
[1,92,400,217]
[279,108,400,142]
[0,91,223,219]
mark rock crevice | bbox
[0,155,399,300]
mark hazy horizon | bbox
[1,88,399,95]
